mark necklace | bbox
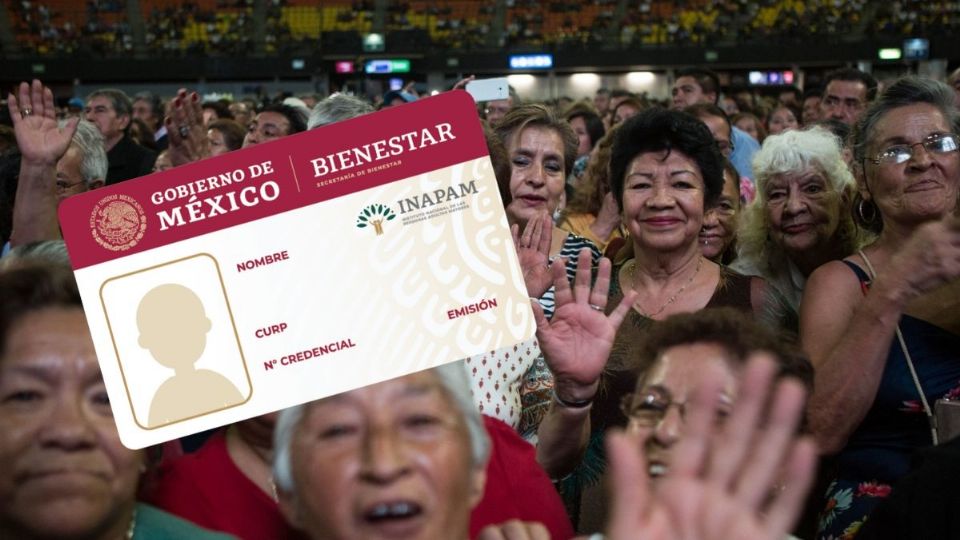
[126,506,137,540]
[630,255,703,319]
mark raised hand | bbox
[164,88,211,166]
[884,214,960,299]
[533,247,636,402]
[512,211,558,299]
[451,74,476,92]
[7,79,79,165]
[605,355,816,540]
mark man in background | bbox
[86,88,156,184]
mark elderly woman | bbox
[535,108,788,529]
[733,126,869,319]
[272,361,573,540]
[620,305,812,457]
[273,364,489,539]
[470,104,600,437]
[0,264,231,540]
[801,77,960,537]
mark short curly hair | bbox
[737,125,867,271]
[633,307,813,392]
[609,108,725,211]
[494,103,579,176]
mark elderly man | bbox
[670,67,760,181]
[85,88,156,184]
[6,80,108,251]
[818,67,878,126]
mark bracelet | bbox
[553,389,593,409]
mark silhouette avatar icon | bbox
[137,283,244,427]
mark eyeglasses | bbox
[621,387,687,427]
[621,386,731,427]
[56,178,86,193]
[867,133,960,165]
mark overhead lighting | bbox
[507,74,536,88]
[878,48,902,60]
[626,71,655,86]
[571,73,600,87]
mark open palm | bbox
[8,80,79,165]
[605,356,817,540]
[533,248,635,392]
[513,211,558,299]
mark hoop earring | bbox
[857,198,878,225]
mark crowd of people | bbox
[7,0,960,57]
[0,60,959,540]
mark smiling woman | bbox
[534,108,794,531]
[800,76,960,538]
[489,104,602,438]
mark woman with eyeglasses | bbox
[800,77,960,538]
[733,125,870,321]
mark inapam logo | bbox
[356,204,396,236]
[89,194,147,251]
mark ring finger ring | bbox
[589,304,604,312]
[20,107,32,118]
[178,125,190,138]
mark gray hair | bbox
[0,240,71,270]
[272,361,490,493]
[738,126,867,275]
[307,94,374,129]
[86,88,133,119]
[851,76,960,164]
[70,120,108,187]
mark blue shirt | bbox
[729,125,760,182]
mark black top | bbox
[106,135,157,185]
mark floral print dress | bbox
[816,262,960,539]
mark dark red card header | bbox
[59,91,489,269]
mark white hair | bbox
[68,120,108,187]
[272,361,490,493]
[736,125,866,282]
[307,93,374,130]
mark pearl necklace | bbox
[629,255,703,319]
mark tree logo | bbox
[356,204,396,236]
